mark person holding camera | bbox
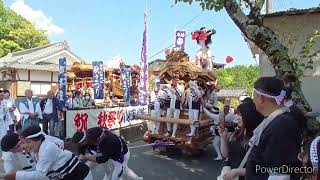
[218,100,263,180]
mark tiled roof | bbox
[217,88,247,98]
[3,63,60,72]
[0,41,84,64]
[263,7,320,18]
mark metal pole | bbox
[266,0,272,14]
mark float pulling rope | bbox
[129,140,175,149]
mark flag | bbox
[138,12,148,105]
[58,58,67,107]
[121,69,131,105]
[175,30,186,50]
[92,61,104,99]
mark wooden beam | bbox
[28,70,30,81]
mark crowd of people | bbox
[1,74,320,180]
[213,76,320,180]
[143,74,320,179]
[0,88,142,180]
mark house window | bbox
[30,83,51,96]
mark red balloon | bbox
[165,49,171,55]
[226,56,233,63]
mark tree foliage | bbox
[0,0,49,57]
[217,65,259,95]
[175,0,320,136]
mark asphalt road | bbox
[92,141,222,180]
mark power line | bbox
[148,11,204,58]
[148,31,193,60]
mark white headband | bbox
[253,88,286,105]
[79,132,86,143]
[26,131,45,139]
[310,136,320,172]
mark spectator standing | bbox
[0,91,10,139]
[218,100,263,180]
[2,89,16,133]
[246,77,303,179]
[18,89,42,129]
[40,90,63,136]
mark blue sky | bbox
[3,0,320,67]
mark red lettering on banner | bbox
[74,113,88,132]
[108,111,116,128]
[116,110,124,124]
[98,112,108,128]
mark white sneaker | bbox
[164,132,170,136]
[171,134,176,138]
[214,156,223,161]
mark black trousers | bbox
[62,161,90,180]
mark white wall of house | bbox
[30,71,51,82]
[259,13,320,112]
[16,70,29,81]
[53,72,59,82]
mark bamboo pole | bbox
[132,114,212,127]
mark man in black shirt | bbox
[246,77,303,180]
[73,127,143,180]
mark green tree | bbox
[217,65,259,95]
[175,0,320,136]
[0,0,49,57]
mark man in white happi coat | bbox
[1,132,64,180]
[164,77,184,138]
[139,77,166,135]
[184,81,203,137]
[0,92,11,139]
[1,89,16,133]
[3,125,90,180]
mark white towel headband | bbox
[310,136,320,172]
[253,88,286,105]
[79,132,86,143]
[26,131,46,139]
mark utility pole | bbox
[266,0,272,14]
